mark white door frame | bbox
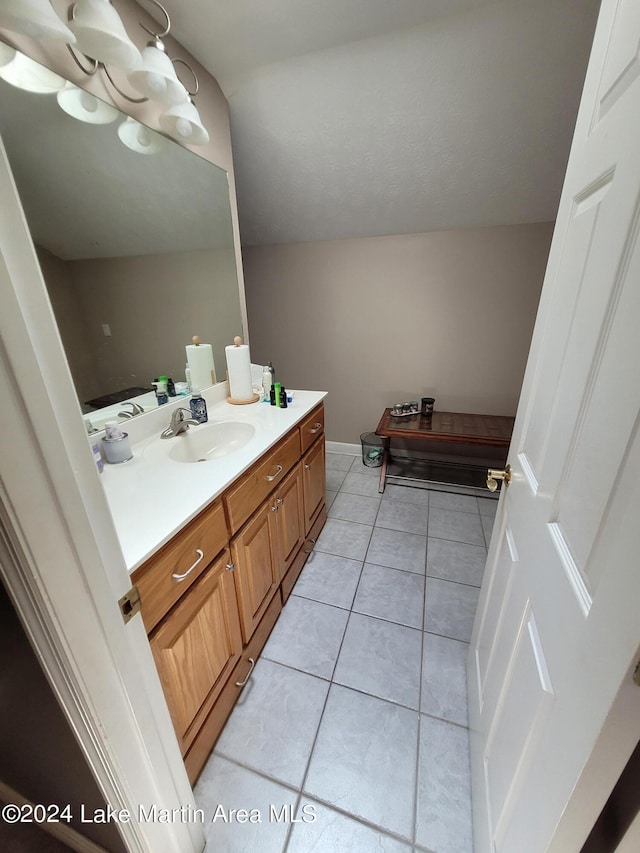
[0,139,204,852]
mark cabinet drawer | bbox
[224,430,300,534]
[133,500,228,633]
[299,404,325,455]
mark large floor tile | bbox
[315,518,372,561]
[304,685,419,840]
[326,468,349,492]
[429,491,479,514]
[288,799,411,852]
[427,537,487,587]
[340,471,383,497]
[421,632,469,726]
[353,563,424,629]
[428,507,485,547]
[214,659,329,788]
[261,596,348,679]
[416,716,472,853]
[425,578,480,643]
[366,526,427,574]
[195,755,296,853]
[481,513,495,547]
[326,489,337,510]
[477,496,498,518]
[350,457,381,475]
[329,492,381,525]
[381,483,430,506]
[326,452,356,471]
[375,500,428,535]
[293,551,362,610]
[333,613,422,708]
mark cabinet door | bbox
[150,549,242,754]
[302,438,326,534]
[230,502,279,643]
[275,463,304,578]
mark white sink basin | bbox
[168,421,256,463]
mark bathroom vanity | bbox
[101,391,326,783]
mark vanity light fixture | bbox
[0,0,76,44]
[57,80,119,123]
[158,59,209,145]
[0,0,210,146]
[67,0,141,71]
[0,47,66,93]
[117,116,166,154]
[127,2,187,105]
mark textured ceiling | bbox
[161,0,600,246]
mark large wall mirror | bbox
[0,45,243,425]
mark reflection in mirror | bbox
[0,45,243,428]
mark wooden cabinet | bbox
[134,500,228,633]
[223,429,300,534]
[302,436,326,533]
[274,463,305,578]
[134,402,327,784]
[149,548,242,755]
[230,500,280,643]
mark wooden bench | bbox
[374,409,515,493]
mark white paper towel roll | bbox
[225,338,253,400]
[186,338,216,391]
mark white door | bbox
[468,1,640,851]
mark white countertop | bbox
[99,389,327,572]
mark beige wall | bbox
[244,222,553,443]
[68,249,242,398]
[37,247,103,404]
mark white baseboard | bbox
[325,441,360,456]
[0,781,108,853]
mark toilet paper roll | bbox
[225,339,253,401]
[186,341,216,390]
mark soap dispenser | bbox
[189,387,208,423]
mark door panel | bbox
[468,2,640,851]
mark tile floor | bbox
[194,452,497,853]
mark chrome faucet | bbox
[161,407,200,439]
[118,401,145,417]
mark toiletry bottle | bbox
[190,387,208,423]
[185,363,192,392]
[167,377,176,397]
[268,361,275,382]
[279,384,288,408]
[262,365,272,402]
[274,381,281,408]
[270,386,276,406]
[152,380,168,405]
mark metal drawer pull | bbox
[235,657,255,688]
[271,504,279,512]
[303,538,316,554]
[172,548,204,581]
[304,462,312,470]
[276,497,284,505]
[309,422,322,434]
[225,562,235,573]
[265,464,283,482]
